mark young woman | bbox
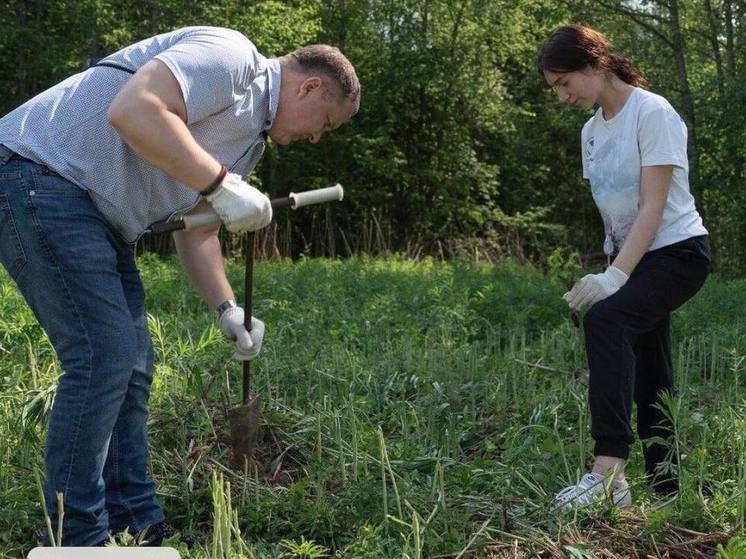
[537,24,710,509]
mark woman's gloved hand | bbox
[563,266,628,311]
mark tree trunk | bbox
[724,0,735,80]
[32,0,43,94]
[667,0,699,195]
[715,0,743,181]
[703,0,725,98]
[16,0,28,100]
[337,0,347,53]
[90,0,100,61]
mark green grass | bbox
[0,255,744,558]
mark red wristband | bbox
[200,165,228,196]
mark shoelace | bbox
[555,473,623,507]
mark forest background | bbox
[1,2,746,557]
[2,0,744,275]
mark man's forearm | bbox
[174,227,234,310]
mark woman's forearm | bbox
[612,208,663,274]
[611,165,673,275]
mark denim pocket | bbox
[0,194,27,279]
[30,167,88,197]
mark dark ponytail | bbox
[537,24,648,89]
[608,53,648,88]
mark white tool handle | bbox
[182,211,222,230]
[289,183,343,209]
[173,183,345,231]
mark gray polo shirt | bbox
[0,26,280,242]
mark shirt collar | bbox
[264,57,281,132]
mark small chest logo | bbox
[585,137,595,159]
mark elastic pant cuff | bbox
[594,439,630,460]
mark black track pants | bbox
[583,236,710,492]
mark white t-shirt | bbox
[581,87,707,256]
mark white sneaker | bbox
[554,473,632,510]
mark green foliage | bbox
[717,534,746,559]
[1,257,744,557]
[279,537,329,559]
[3,1,743,272]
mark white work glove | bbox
[563,266,628,311]
[218,306,265,361]
[205,172,272,233]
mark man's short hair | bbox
[288,45,361,114]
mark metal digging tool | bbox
[149,184,344,466]
[227,229,260,467]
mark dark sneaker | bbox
[137,522,175,547]
[136,522,195,548]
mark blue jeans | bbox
[0,148,164,545]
